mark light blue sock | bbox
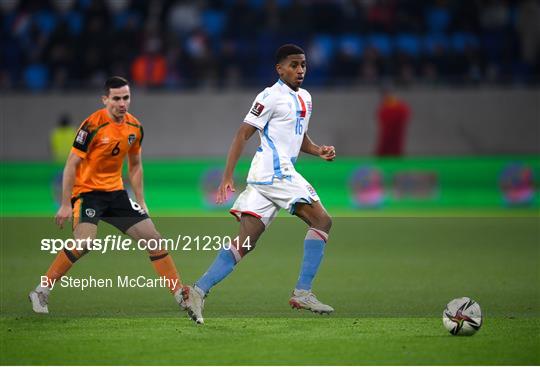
[296,228,328,291]
[195,248,237,295]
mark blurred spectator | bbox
[282,0,310,35]
[225,0,258,37]
[184,29,215,87]
[164,43,189,88]
[425,0,451,33]
[78,5,110,86]
[260,0,283,35]
[360,46,383,83]
[45,19,76,89]
[309,0,342,33]
[131,36,168,87]
[366,0,396,33]
[50,113,75,163]
[167,0,202,36]
[375,86,411,156]
[216,39,242,88]
[23,53,49,91]
[0,0,22,88]
[516,0,540,70]
[50,113,76,206]
[395,0,423,32]
[2,0,540,90]
[479,0,511,31]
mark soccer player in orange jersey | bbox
[29,76,186,314]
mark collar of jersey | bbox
[277,79,298,94]
[102,109,128,127]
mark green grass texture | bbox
[1,216,539,364]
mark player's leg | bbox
[125,218,183,301]
[29,222,96,314]
[184,185,276,324]
[194,213,265,295]
[182,213,266,324]
[104,191,184,302]
[294,201,332,291]
[290,201,334,314]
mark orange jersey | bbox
[71,109,143,197]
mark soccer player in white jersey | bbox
[182,44,336,324]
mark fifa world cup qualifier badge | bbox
[250,102,265,117]
[128,134,136,145]
[75,130,88,144]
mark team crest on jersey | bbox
[85,208,96,218]
[306,185,317,197]
[75,130,88,144]
[250,102,265,117]
[128,134,136,145]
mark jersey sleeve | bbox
[129,124,144,154]
[71,119,95,159]
[243,90,275,130]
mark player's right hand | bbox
[216,178,235,204]
[55,204,72,229]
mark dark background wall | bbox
[1,88,539,160]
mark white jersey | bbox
[243,79,313,184]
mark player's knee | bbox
[142,231,166,254]
[239,241,257,257]
[229,240,257,262]
[314,213,332,233]
[144,230,162,241]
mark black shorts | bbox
[71,190,149,232]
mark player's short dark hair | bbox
[104,76,129,95]
[275,44,305,64]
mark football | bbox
[442,297,482,336]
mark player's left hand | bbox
[319,145,336,161]
[55,204,72,229]
[216,177,235,204]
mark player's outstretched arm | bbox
[55,152,82,229]
[128,151,148,213]
[216,123,258,204]
[301,134,336,161]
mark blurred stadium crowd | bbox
[2,0,540,91]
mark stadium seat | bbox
[248,0,291,8]
[395,33,421,57]
[366,34,393,57]
[338,34,364,58]
[201,10,226,38]
[425,6,451,33]
[310,34,336,67]
[424,33,450,55]
[23,63,49,92]
[451,32,480,53]
[112,10,142,31]
[34,10,57,36]
[61,11,83,35]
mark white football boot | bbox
[289,289,334,314]
[29,287,50,314]
[182,285,205,324]
[174,288,187,311]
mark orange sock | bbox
[149,251,182,294]
[44,248,87,288]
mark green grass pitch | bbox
[1,216,539,365]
